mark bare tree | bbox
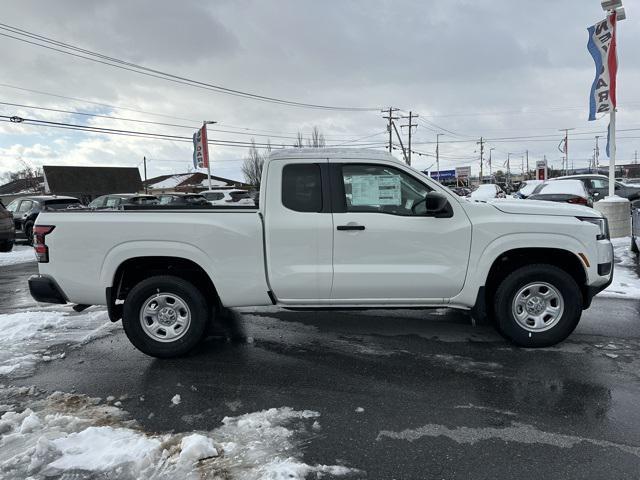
[307,126,326,148]
[241,139,270,187]
[294,131,304,148]
[1,160,42,191]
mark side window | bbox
[105,197,119,208]
[282,164,322,213]
[591,179,607,189]
[18,200,33,213]
[341,164,432,216]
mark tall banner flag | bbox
[192,125,209,169]
[587,12,617,123]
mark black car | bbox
[157,193,210,206]
[4,195,83,243]
[0,200,16,252]
[556,174,640,202]
[88,194,159,209]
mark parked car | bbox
[200,189,254,206]
[450,187,471,197]
[513,180,544,199]
[156,193,209,206]
[470,184,506,201]
[527,180,593,207]
[0,200,16,252]
[29,148,613,357]
[5,196,83,243]
[89,194,159,209]
[555,174,640,202]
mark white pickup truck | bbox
[29,149,614,357]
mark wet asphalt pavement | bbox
[2,261,640,479]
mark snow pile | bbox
[602,237,640,299]
[0,246,35,267]
[0,392,355,479]
[0,309,116,377]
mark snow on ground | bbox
[0,246,35,267]
[601,237,640,299]
[0,309,117,378]
[0,389,355,479]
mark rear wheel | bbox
[122,275,210,358]
[0,240,13,252]
[632,235,639,254]
[24,221,34,245]
[494,264,582,347]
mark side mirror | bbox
[412,192,452,217]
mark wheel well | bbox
[110,257,219,316]
[484,248,587,309]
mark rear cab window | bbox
[282,164,323,212]
[44,199,82,210]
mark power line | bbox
[0,115,389,150]
[0,22,381,112]
[0,100,387,142]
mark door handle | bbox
[337,225,365,231]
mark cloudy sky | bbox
[1,0,639,183]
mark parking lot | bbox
[2,245,640,479]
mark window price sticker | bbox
[351,175,401,206]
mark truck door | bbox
[263,160,333,302]
[330,162,472,303]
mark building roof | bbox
[43,166,142,194]
[0,176,44,195]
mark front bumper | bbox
[28,275,68,304]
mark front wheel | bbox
[122,275,210,358]
[494,264,582,347]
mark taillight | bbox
[34,225,55,263]
[567,197,588,205]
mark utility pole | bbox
[507,153,512,186]
[558,128,574,176]
[477,137,484,185]
[525,150,529,179]
[400,111,418,166]
[436,134,444,182]
[489,148,495,179]
[382,108,400,153]
[595,136,600,172]
[635,150,638,164]
[143,156,148,193]
[391,121,408,164]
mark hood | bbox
[485,199,600,217]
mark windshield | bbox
[519,181,542,196]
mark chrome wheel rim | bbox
[511,282,564,332]
[139,292,191,343]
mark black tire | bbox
[0,240,13,252]
[122,275,210,358]
[494,264,582,348]
[24,221,34,245]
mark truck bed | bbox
[36,208,271,307]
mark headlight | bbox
[577,216,609,240]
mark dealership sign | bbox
[587,12,617,121]
[192,125,210,169]
[428,169,456,180]
[456,166,471,178]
